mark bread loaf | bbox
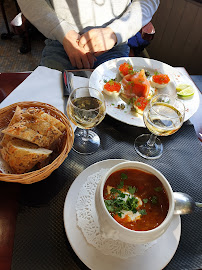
[22,108,66,132]
[1,119,63,148]
[1,106,24,147]
[0,138,52,174]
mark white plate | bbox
[64,159,181,270]
[89,57,200,127]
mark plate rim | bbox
[63,158,181,270]
[89,57,200,127]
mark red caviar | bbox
[119,62,134,76]
[152,74,170,84]
[134,97,149,111]
[104,80,121,92]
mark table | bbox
[0,69,201,270]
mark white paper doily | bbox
[76,168,157,259]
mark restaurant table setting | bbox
[0,59,201,270]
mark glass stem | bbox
[147,134,157,147]
[83,129,89,139]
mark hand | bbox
[79,27,117,56]
[63,30,96,69]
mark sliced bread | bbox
[1,119,63,148]
[0,138,53,174]
[1,105,24,147]
[22,108,66,132]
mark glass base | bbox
[73,129,100,154]
[134,134,163,159]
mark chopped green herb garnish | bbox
[128,186,136,195]
[104,200,115,212]
[110,188,125,198]
[119,192,126,198]
[108,79,117,85]
[117,180,124,189]
[139,209,147,216]
[154,70,161,75]
[110,188,118,194]
[151,196,158,204]
[128,97,136,105]
[111,188,123,194]
[104,190,139,216]
[134,69,140,73]
[131,106,137,112]
[104,78,118,84]
[126,196,139,213]
[118,212,122,218]
[154,187,162,192]
[111,103,115,106]
[143,198,148,203]
[121,173,128,180]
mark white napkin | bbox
[0,66,89,130]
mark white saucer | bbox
[64,159,181,270]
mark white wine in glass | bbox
[135,94,185,159]
[67,87,106,154]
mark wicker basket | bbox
[0,101,74,184]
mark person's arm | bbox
[17,0,95,69]
[79,27,117,56]
[108,0,160,45]
[17,0,75,44]
[79,0,159,54]
[63,30,96,69]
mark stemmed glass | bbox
[67,86,106,154]
[135,94,185,159]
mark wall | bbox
[147,0,202,75]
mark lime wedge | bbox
[176,84,192,92]
[177,86,194,98]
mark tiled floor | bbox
[0,0,45,73]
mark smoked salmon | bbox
[121,69,150,98]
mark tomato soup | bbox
[103,168,169,231]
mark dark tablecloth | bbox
[11,115,202,270]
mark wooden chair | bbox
[10,13,33,53]
[0,0,20,40]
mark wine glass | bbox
[134,94,185,159]
[67,86,106,154]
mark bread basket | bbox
[0,101,74,184]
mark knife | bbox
[62,70,74,115]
